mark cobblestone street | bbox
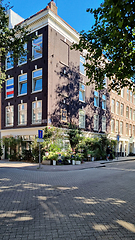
[0,160,135,239]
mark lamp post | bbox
[116,134,120,160]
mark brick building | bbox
[1,0,134,158]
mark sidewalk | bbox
[0,156,135,172]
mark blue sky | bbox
[4,0,103,32]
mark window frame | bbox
[111,99,115,113]
[94,91,99,107]
[102,116,106,132]
[18,73,27,96]
[32,100,42,124]
[111,119,115,133]
[32,34,42,60]
[79,83,85,102]
[79,109,85,129]
[18,103,27,125]
[5,105,14,126]
[6,77,14,99]
[94,114,99,131]
[32,69,42,93]
[102,94,106,110]
[80,55,85,75]
[6,52,14,70]
[120,103,124,116]
[18,43,27,65]
[116,101,120,115]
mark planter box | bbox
[75,160,81,165]
[53,160,56,165]
[42,160,51,165]
[72,160,75,165]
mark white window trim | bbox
[18,43,27,66]
[32,34,42,61]
[94,91,99,108]
[5,77,14,99]
[5,52,14,70]
[94,114,99,131]
[102,95,106,110]
[102,116,106,132]
[18,103,27,126]
[32,100,42,125]
[32,68,42,93]
[5,105,14,127]
[80,55,85,76]
[79,83,85,102]
[18,73,27,96]
[79,109,85,129]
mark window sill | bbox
[5,125,14,127]
[5,96,14,100]
[31,90,42,94]
[79,100,85,103]
[18,61,27,66]
[6,67,14,71]
[17,93,27,97]
[31,56,42,61]
[18,124,27,126]
[31,122,42,125]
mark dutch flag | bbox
[6,85,14,97]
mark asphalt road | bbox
[0,160,135,240]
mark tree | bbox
[0,0,34,87]
[67,123,83,151]
[72,0,135,92]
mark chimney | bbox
[48,0,58,15]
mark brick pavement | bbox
[0,160,135,239]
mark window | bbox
[18,103,27,125]
[6,78,14,98]
[79,110,85,128]
[102,116,106,132]
[6,52,14,70]
[18,74,27,95]
[111,99,115,113]
[134,94,135,104]
[130,91,132,102]
[111,119,115,133]
[32,100,42,124]
[61,109,67,122]
[103,77,107,88]
[133,126,135,137]
[130,108,132,120]
[126,123,129,135]
[120,103,124,116]
[94,115,99,131]
[129,124,132,136]
[6,105,14,126]
[94,91,99,107]
[116,120,119,134]
[120,122,123,135]
[121,88,124,98]
[32,35,42,59]
[80,56,85,75]
[18,43,27,65]
[133,110,135,121]
[116,101,120,115]
[79,83,85,102]
[126,106,129,118]
[127,89,129,100]
[32,69,42,92]
[102,95,106,110]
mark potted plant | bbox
[75,153,82,165]
[42,155,51,165]
[48,152,58,165]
